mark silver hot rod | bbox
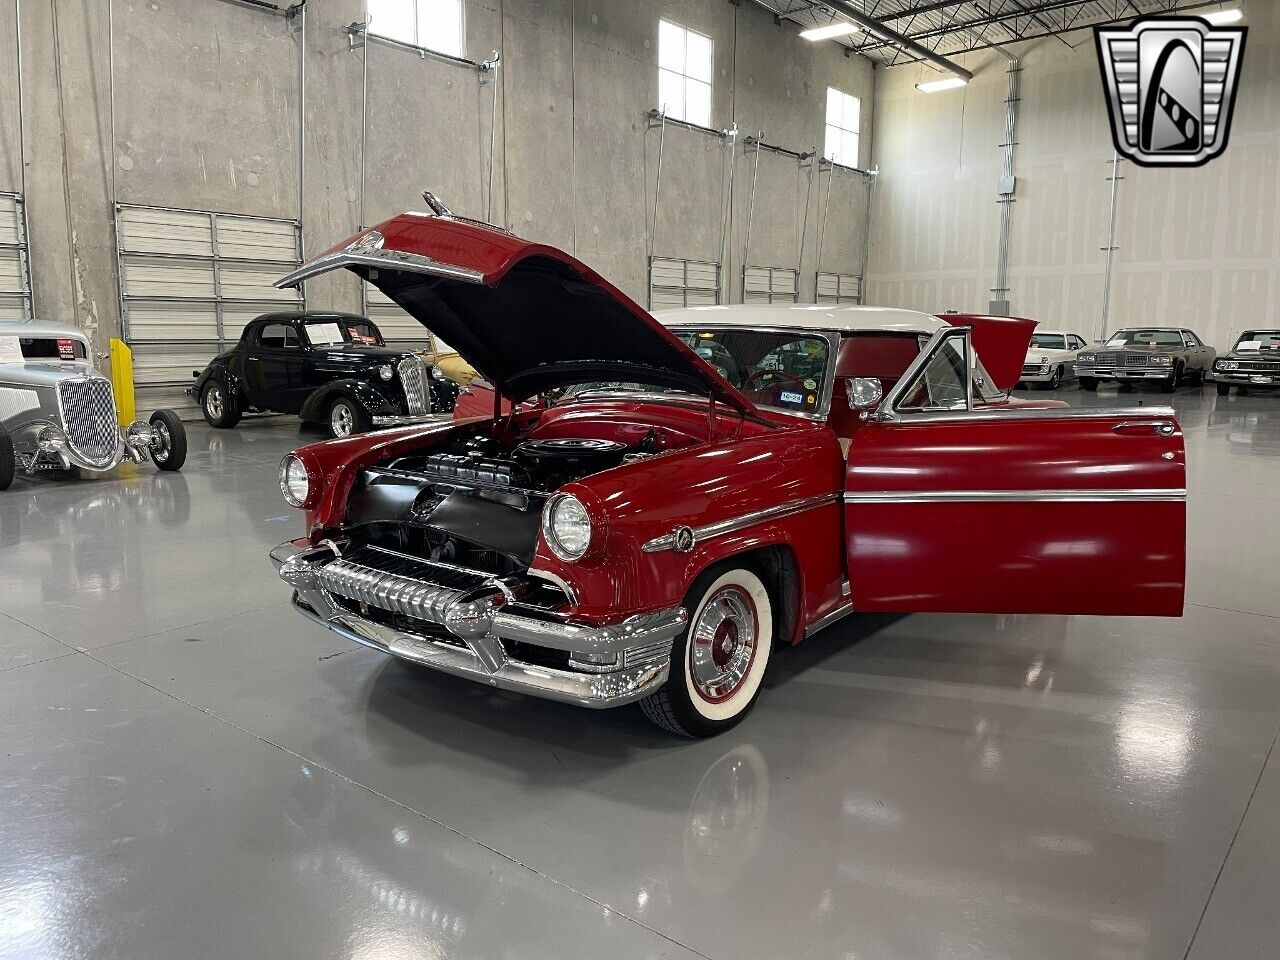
[0,318,187,489]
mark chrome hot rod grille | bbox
[56,377,119,467]
[398,356,430,414]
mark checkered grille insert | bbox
[397,356,430,414]
[56,377,119,466]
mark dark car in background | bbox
[189,312,458,438]
[1213,329,1280,396]
[1074,327,1216,392]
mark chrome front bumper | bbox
[270,539,686,708]
[1215,370,1280,386]
[1076,366,1173,380]
[371,412,451,428]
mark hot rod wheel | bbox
[0,422,14,490]
[148,410,187,471]
[641,564,775,737]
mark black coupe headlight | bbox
[378,364,395,381]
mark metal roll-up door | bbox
[649,257,721,310]
[743,265,799,304]
[0,193,32,320]
[116,204,303,414]
[816,272,862,305]
[364,285,433,349]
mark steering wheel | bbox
[742,369,807,395]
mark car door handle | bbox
[1113,420,1176,436]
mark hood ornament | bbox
[421,192,455,218]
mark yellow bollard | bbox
[108,338,136,426]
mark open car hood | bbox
[938,313,1039,392]
[276,214,761,416]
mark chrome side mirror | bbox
[845,377,883,410]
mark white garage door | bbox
[116,204,303,413]
[364,284,433,349]
[649,257,721,310]
[743,265,799,304]
[816,271,862,305]
[0,192,32,321]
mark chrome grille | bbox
[1124,353,1158,368]
[1094,352,1121,366]
[1235,359,1280,373]
[397,356,430,414]
[317,545,497,624]
[1021,362,1045,375]
[55,378,119,467]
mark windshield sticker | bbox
[1104,339,1126,347]
[1237,340,1262,351]
[347,326,377,345]
[56,338,77,359]
[306,322,345,345]
[0,337,23,364]
[779,390,804,406]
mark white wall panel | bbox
[0,193,31,320]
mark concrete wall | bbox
[864,3,1280,351]
[0,0,875,350]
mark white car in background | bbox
[1018,330,1090,389]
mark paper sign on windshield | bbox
[0,336,24,364]
[306,322,344,345]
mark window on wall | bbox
[658,19,713,128]
[367,0,464,59]
[824,87,861,167]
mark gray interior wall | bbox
[865,4,1280,351]
[1,0,875,351]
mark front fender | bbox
[530,423,846,630]
[300,380,399,423]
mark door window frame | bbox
[874,327,974,421]
[256,322,300,350]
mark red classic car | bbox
[268,211,1186,737]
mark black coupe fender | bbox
[298,379,400,424]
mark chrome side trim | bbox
[805,601,854,639]
[275,247,486,289]
[642,492,839,553]
[370,412,450,427]
[843,488,1187,503]
[868,404,1179,427]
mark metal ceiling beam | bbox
[814,1,975,79]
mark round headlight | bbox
[280,454,312,508]
[36,425,66,453]
[542,493,592,561]
[430,366,447,381]
[378,364,395,381]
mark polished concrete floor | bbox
[1,386,1278,960]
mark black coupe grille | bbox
[398,356,430,414]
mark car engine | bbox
[342,428,662,579]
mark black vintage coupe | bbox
[189,312,458,438]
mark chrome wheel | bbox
[688,585,759,704]
[151,420,171,462]
[329,402,355,438]
[204,385,224,420]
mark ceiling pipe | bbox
[813,1,974,81]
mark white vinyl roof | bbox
[655,303,948,335]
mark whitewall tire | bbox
[640,565,774,737]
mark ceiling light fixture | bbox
[916,76,968,93]
[800,21,860,42]
[1204,8,1243,25]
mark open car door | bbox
[845,327,1185,616]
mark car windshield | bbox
[1106,329,1184,347]
[0,336,87,361]
[303,318,384,347]
[560,328,830,416]
[1030,334,1067,350]
[1235,330,1280,351]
